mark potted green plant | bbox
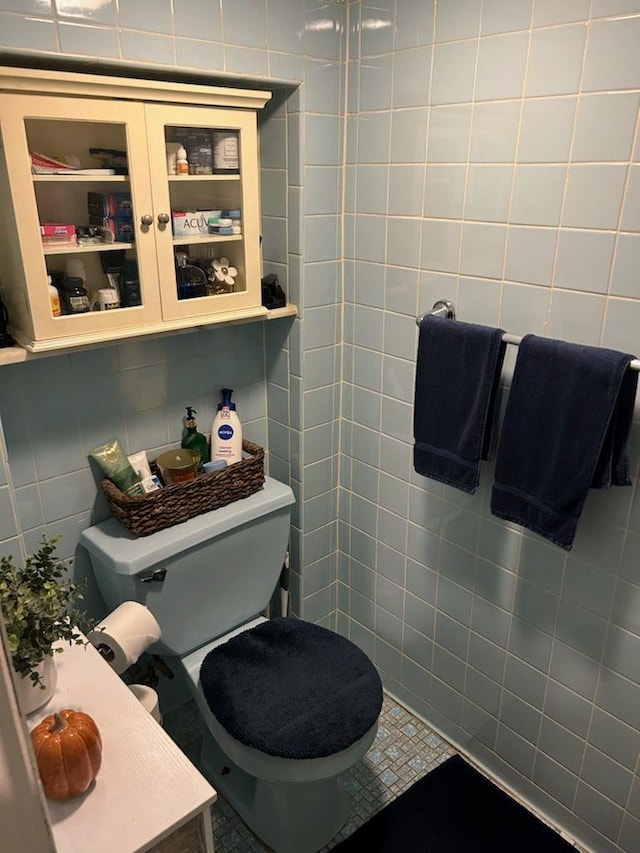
[0,536,95,713]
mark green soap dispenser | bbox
[181,406,210,469]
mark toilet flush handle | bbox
[138,568,167,584]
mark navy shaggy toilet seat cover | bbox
[199,617,383,760]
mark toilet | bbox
[80,476,383,853]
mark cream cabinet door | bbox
[144,103,263,323]
[0,94,162,350]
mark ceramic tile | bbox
[460,222,507,279]
[427,104,472,163]
[505,226,557,287]
[434,0,481,42]
[56,0,114,23]
[117,0,171,33]
[175,38,224,71]
[510,165,567,227]
[424,165,466,219]
[554,229,615,294]
[357,112,391,164]
[431,40,477,106]
[621,165,640,232]
[0,0,51,11]
[0,11,57,49]
[517,97,576,164]
[57,21,118,56]
[225,45,268,77]
[610,233,640,298]
[360,1,394,56]
[420,220,462,273]
[173,0,221,39]
[572,93,640,163]
[395,0,435,49]
[222,0,266,48]
[393,47,432,109]
[390,108,428,164]
[532,0,589,26]
[547,289,605,346]
[481,0,532,35]
[465,165,513,222]
[119,29,174,64]
[469,101,520,163]
[387,217,421,270]
[582,16,640,92]
[525,24,587,97]
[388,165,424,217]
[562,164,627,230]
[360,54,393,112]
[474,31,528,101]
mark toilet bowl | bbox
[81,477,383,853]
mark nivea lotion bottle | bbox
[211,388,243,465]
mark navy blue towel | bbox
[413,315,506,494]
[491,335,637,551]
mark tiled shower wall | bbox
[338,2,640,853]
[1,2,640,852]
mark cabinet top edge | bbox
[0,66,272,110]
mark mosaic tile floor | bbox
[163,692,457,852]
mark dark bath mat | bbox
[332,754,575,852]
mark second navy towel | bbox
[413,315,506,494]
[491,335,637,551]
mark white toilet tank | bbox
[80,477,294,656]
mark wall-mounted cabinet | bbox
[0,67,291,358]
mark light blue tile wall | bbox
[0,0,346,632]
[340,3,640,852]
[2,1,640,850]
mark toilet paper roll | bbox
[89,601,161,675]
[128,684,162,724]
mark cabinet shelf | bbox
[167,174,240,183]
[32,174,130,183]
[172,234,242,248]
[43,242,134,255]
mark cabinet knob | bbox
[157,213,170,225]
[140,214,153,226]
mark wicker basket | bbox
[102,440,265,537]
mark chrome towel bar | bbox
[416,301,640,373]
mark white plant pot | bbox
[16,655,58,716]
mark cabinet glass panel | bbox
[25,118,142,317]
[163,123,246,303]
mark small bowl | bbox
[156,448,198,484]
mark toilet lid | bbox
[199,617,383,760]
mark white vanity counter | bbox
[27,637,216,853]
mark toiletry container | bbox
[80,478,382,853]
[59,277,90,314]
[176,144,189,175]
[181,406,209,467]
[175,253,207,300]
[211,388,242,465]
[47,275,61,317]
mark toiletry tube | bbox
[127,449,152,481]
[89,602,161,675]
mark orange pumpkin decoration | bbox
[30,709,102,801]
